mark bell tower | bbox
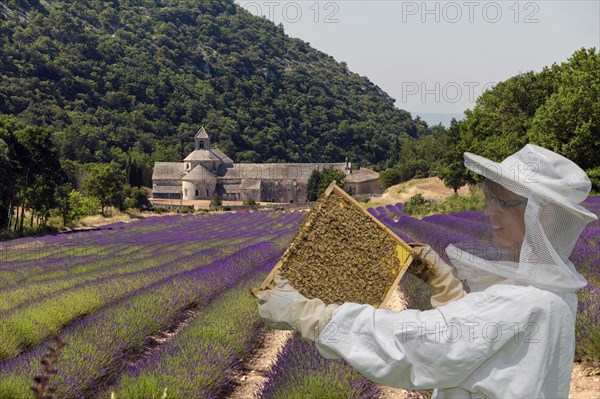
[194,126,210,150]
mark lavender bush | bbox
[262,334,379,399]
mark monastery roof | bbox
[211,148,234,164]
[154,158,379,185]
[220,183,241,194]
[182,165,217,181]
[219,163,379,183]
[152,162,185,180]
[184,150,221,162]
[240,179,261,190]
[221,163,346,180]
[344,168,380,183]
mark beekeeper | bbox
[257,144,598,398]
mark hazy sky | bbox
[234,1,599,115]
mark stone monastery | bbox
[152,128,382,203]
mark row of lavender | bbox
[369,196,600,362]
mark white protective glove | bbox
[256,275,340,341]
[409,244,466,307]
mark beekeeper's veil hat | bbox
[447,144,597,292]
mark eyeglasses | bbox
[484,192,527,208]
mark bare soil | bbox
[127,307,201,369]
[569,363,600,399]
[228,329,293,399]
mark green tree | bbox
[379,168,402,190]
[123,185,151,210]
[13,125,60,233]
[458,66,558,161]
[0,0,427,171]
[587,167,600,194]
[126,155,144,188]
[54,158,79,226]
[388,135,400,168]
[26,174,58,227]
[414,126,446,176]
[528,48,600,170]
[439,119,474,192]
[306,169,322,201]
[455,47,598,176]
[83,162,125,215]
[67,190,101,221]
[0,137,14,231]
[320,167,346,194]
[306,167,346,201]
[55,181,74,226]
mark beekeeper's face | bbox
[483,181,527,258]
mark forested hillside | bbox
[0,0,426,176]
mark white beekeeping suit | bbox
[314,145,597,398]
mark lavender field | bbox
[0,198,598,398]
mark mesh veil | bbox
[447,145,597,293]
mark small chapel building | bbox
[152,128,382,202]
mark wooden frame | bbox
[254,181,413,308]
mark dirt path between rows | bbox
[228,329,293,399]
[125,307,201,369]
[569,363,600,399]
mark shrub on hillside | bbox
[404,186,485,217]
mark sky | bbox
[234,0,599,122]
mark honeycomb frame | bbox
[255,181,413,308]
